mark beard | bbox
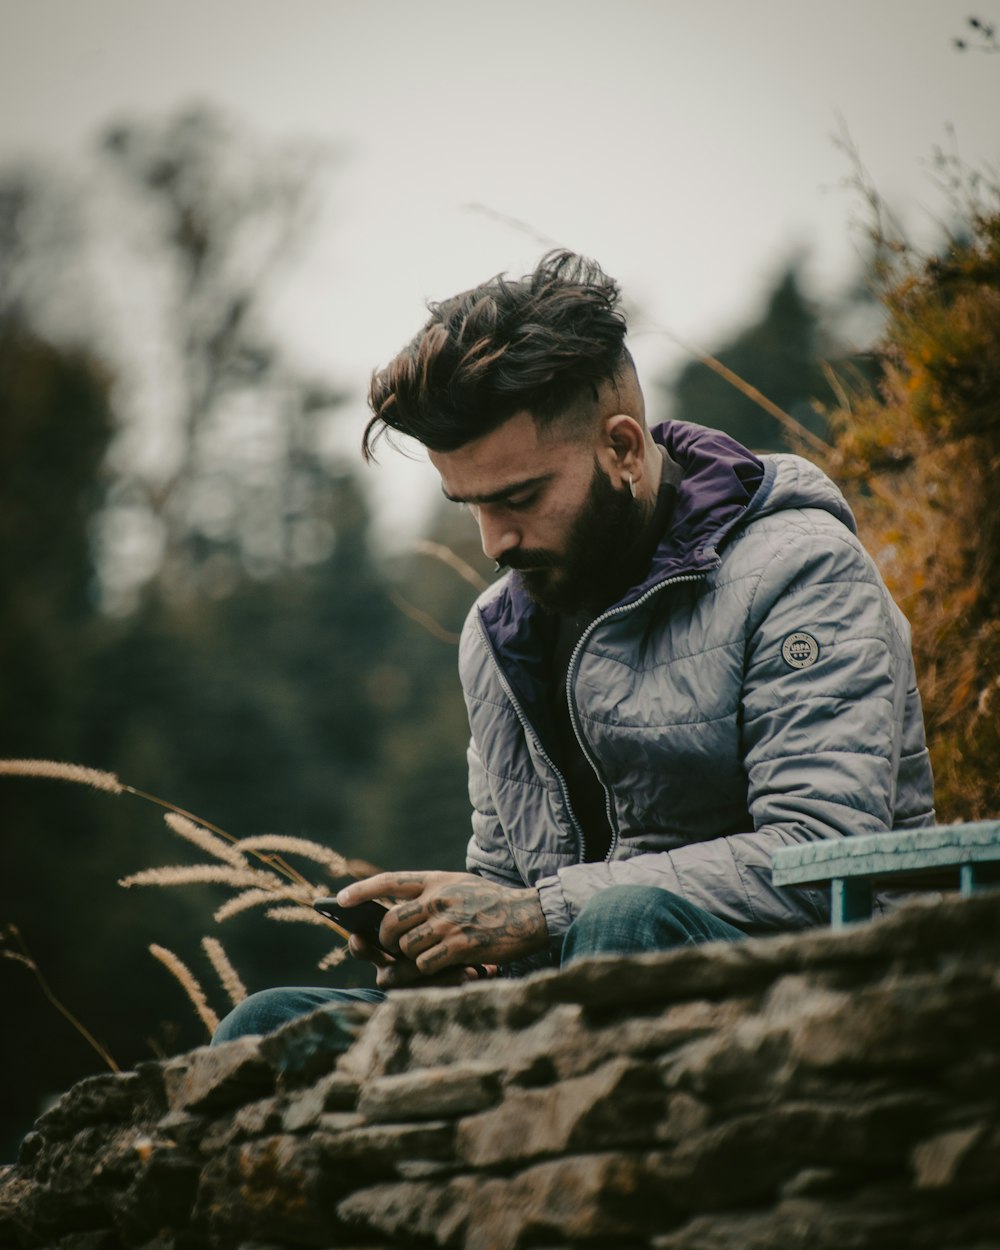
[506,459,651,616]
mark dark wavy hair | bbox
[363,250,629,459]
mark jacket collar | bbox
[477,420,767,685]
[625,420,766,601]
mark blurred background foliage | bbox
[0,106,491,1155]
[818,169,1000,824]
[1,103,997,1157]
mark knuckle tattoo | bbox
[422,946,449,970]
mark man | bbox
[214,251,933,1042]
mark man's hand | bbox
[337,870,548,978]
[346,933,496,991]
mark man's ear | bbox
[601,414,646,486]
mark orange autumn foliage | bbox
[816,203,1000,819]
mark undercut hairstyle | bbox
[363,250,629,459]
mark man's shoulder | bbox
[718,498,874,601]
[717,454,861,560]
[752,453,857,534]
[701,461,885,629]
[458,578,507,684]
[460,576,507,636]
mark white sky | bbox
[1,0,998,543]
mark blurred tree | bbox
[92,105,344,607]
[660,259,851,451]
[0,170,121,1158]
[817,181,1000,821]
[0,112,372,1155]
[952,13,1000,54]
[0,326,112,748]
[359,503,494,873]
[0,105,484,1159]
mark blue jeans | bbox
[211,885,744,1045]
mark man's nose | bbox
[476,508,520,563]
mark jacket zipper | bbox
[564,571,709,863]
[479,569,709,866]
[562,572,710,865]
[475,617,588,859]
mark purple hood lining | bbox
[474,422,770,740]
[480,421,768,645]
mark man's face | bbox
[429,410,645,615]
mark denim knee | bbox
[578,884,683,929]
[211,986,384,1046]
[561,884,744,964]
[566,884,680,951]
[212,988,302,1045]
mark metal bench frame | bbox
[771,821,1000,928]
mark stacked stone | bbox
[1,892,999,1250]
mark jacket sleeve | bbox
[464,736,526,887]
[536,522,921,936]
[465,734,558,974]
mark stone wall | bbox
[2,892,999,1250]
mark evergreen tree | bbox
[0,110,479,1156]
[0,316,119,1159]
[662,261,834,450]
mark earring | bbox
[627,474,637,499]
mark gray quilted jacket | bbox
[459,420,934,943]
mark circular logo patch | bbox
[781,631,820,669]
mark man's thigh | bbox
[212,985,385,1045]
[560,884,745,964]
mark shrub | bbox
[819,196,1000,819]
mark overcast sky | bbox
[2,0,997,541]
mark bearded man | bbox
[214,251,934,1042]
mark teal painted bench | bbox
[771,821,1000,928]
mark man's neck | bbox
[624,451,677,586]
[574,452,680,620]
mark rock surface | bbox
[2,892,999,1249]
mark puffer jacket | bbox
[459,420,934,942]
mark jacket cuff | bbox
[535,872,576,940]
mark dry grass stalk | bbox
[265,904,333,926]
[3,757,368,1037]
[235,834,348,878]
[0,758,123,794]
[119,865,283,891]
[813,179,1000,818]
[1,949,33,971]
[216,884,349,940]
[387,588,462,645]
[164,813,248,869]
[413,539,490,592]
[214,885,313,923]
[2,755,375,890]
[346,855,384,879]
[2,925,119,1071]
[317,946,348,971]
[201,937,247,1007]
[693,348,831,456]
[149,944,219,1036]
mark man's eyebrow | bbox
[441,474,554,506]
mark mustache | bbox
[495,549,561,572]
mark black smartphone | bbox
[313,897,390,952]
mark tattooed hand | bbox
[336,871,548,979]
[345,933,496,991]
